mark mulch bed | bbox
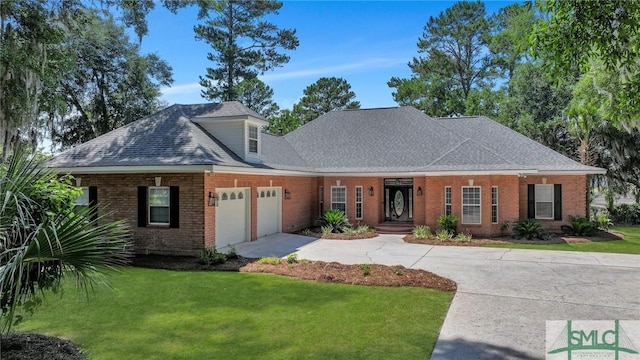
[240,260,457,292]
[318,232,378,240]
[131,254,256,271]
[403,229,623,246]
[1,333,85,360]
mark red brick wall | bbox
[205,173,317,244]
[518,175,588,231]
[320,177,383,226]
[424,175,520,235]
[72,173,206,256]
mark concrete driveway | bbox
[238,234,640,359]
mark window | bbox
[462,186,481,224]
[248,125,258,153]
[535,184,554,219]
[149,187,170,225]
[74,187,89,212]
[491,186,498,224]
[331,186,346,213]
[319,186,324,216]
[444,186,452,215]
[355,186,363,220]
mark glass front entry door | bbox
[384,179,413,222]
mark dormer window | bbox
[248,125,258,153]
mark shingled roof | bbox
[45,102,604,175]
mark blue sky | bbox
[139,1,515,110]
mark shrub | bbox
[226,246,238,259]
[360,264,372,276]
[512,219,544,240]
[199,247,227,265]
[321,225,334,235]
[591,210,613,230]
[455,232,472,242]
[438,214,458,235]
[412,225,432,239]
[322,209,350,233]
[393,267,403,276]
[286,253,298,264]
[563,216,595,236]
[301,228,313,236]
[257,257,282,265]
[610,203,640,225]
[435,229,453,242]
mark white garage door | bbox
[215,188,250,248]
[257,187,281,237]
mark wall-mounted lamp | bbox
[284,189,291,199]
[417,186,423,196]
[75,177,82,187]
[369,186,374,196]
[208,192,218,207]
[155,176,162,187]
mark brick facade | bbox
[74,172,588,255]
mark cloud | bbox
[261,57,407,82]
[160,82,201,95]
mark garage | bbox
[257,187,282,237]
[215,188,250,248]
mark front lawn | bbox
[485,226,640,254]
[15,268,453,359]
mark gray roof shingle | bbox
[45,103,604,174]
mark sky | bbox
[138,1,516,110]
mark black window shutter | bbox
[137,186,147,227]
[169,186,179,228]
[527,184,535,219]
[88,186,98,221]
[554,184,562,221]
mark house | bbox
[45,102,605,256]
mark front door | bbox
[384,179,414,222]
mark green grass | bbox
[486,226,640,254]
[16,268,453,359]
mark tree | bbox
[532,1,640,124]
[294,77,360,124]
[53,10,172,148]
[0,151,131,331]
[195,0,299,102]
[489,2,537,83]
[236,78,279,118]
[264,109,301,135]
[389,1,495,115]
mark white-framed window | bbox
[355,186,363,220]
[331,186,346,214]
[491,186,498,224]
[535,184,554,219]
[74,186,89,212]
[149,186,170,225]
[462,186,481,224]
[444,186,452,215]
[248,124,258,153]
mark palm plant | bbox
[0,151,131,331]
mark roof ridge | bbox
[424,138,471,168]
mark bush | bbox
[435,229,454,242]
[591,210,613,230]
[199,247,227,265]
[562,216,595,236]
[512,219,545,240]
[343,225,374,235]
[611,203,640,225]
[360,264,372,276]
[286,253,298,264]
[226,246,238,259]
[322,209,350,233]
[257,257,282,265]
[412,225,432,239]
[455,232,472,242]
[438,214,458,235]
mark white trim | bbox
[461,186,481,225]
[355,186,363,220]
[192,114,268,126]
[47,164,604,177]
[491,186,498,224]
